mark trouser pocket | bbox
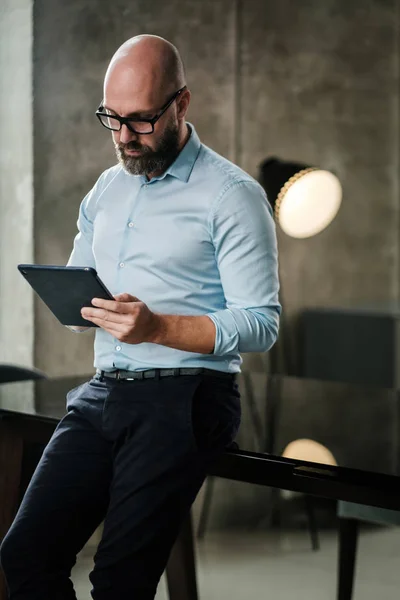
[185,375,241,454]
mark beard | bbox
[115,119,180,176]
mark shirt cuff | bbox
[206,309,240,356]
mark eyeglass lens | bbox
[98,113,153,134]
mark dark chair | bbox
[337,502,400,600]
[0,364,47,384]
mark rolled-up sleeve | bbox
[207,180,281,355]
[66,189,96,268]
[65,178,104,332]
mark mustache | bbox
[119,142,148,152]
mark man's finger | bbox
[90,298,137,313]
[85,316,125,335]
[82,308,130,324]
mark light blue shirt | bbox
[67,123,280,373]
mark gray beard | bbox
[119,152,168,176]
[115,122,180,176]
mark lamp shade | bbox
[259,157,342,239]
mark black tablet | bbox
[18,264,115,327]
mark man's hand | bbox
[81,293,160,344]
[81,292,216,353]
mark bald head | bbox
[102,35,191,180]
[105,35,186,100]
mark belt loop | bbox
[116,370,121,381]
[100,370,105,382]
[173,368,180,377]
[154,369,160,381]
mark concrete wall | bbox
[32,0,400,377]
[0,0,34,409]
[33,0,237,376]
[240,0,400,373]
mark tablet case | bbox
[18,265,114,327]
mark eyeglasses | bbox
[95,86,187,135]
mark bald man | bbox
[0,35,280,599]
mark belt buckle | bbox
[117,369,135,381]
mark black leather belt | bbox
[94,367,235,381]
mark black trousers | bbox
[0,371,240,600]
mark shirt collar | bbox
[145,122,201,184]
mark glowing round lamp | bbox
[259,157,342,238]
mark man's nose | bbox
[119,124,138,145]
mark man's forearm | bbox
[150,314,216,354]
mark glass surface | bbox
[1,372,398,479]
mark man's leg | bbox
[89,373,241,600]
[0,383,113,600]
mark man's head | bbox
[100,35,190,177]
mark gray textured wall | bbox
[0,0,35,409]
[33,0,237,376]
[32,0,400,377]
[239,0,400,372]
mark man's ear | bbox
[177,89,191,120]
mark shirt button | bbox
[119,262,125,268]
[115,345,121,352]
[128,222,134,228]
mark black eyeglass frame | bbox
[95,85,187,135]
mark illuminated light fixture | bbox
[259,157,342,238]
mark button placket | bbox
[116,182,145,309]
